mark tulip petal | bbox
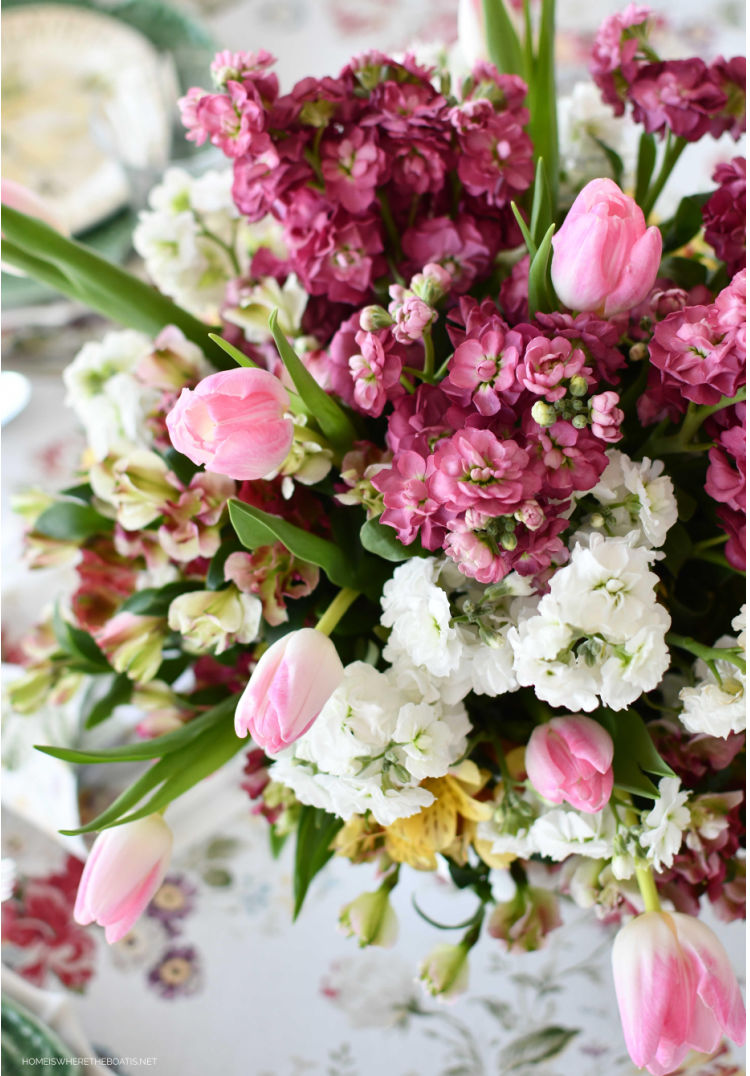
[672,913,747,1047]
[603,225,663,316]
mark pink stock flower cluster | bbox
[367,297,627,584]
[180,50,531,315]
[703,157,746,277]
[590,5,745,141]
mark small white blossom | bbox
[639,777,691,872]
[381,558,463,677]
[530,806,615,862]
[224,273,308,343]
[582,450,678,548]
[63,331,158,460]
[677,621,746,738]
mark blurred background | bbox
[1,1,745,1073]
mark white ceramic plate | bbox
[2,4,174,235]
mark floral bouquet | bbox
[3,2,746,1071]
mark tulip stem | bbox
[635,865,662,913]
[315,587,359,636]
[641,134,687,220]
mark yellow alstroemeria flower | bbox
[384,760,495,871]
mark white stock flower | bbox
[638,777,691,872]
[510,534,670,711]
[559,81,637,191]
[381,558,463,677]
[271,661,469,826]
[677,623,746,738]
[63,331,158,460]
[530,806,615,862]
[583,450,678,548]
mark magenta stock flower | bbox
[166,367,293,481]
[703,158,746,275]
[320,128,385,213]
[551,179,662,317]
[648,282,746,407]
[519,336,591,402]
[629,59,727,142]
[74,815,173,944]
[525,715,614,813]
[706,410,746,514]
[430,428,538,513]
[589,391,625,443]
[448,324,525,413]
[612,911,745,1075]
[589,3,654,114]
[235,628,345,754]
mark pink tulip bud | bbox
[551,178,662,316]
[612,911,745,1075]
[525,715,614,813]
[165,367,294,481]
[74,815,172,944]
[235,628,345,754]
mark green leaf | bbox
[59,705,244,834]
[501,1027,579,1072]
[119,581,203,616]
[59,483,94,503]
[269,309,357,454]
[659,193,711,254]
[34,502,112,542]
[600,709,675,800]
[482,0,524,76]
[510,201,536,258]
[163,447,200,487]
[660,255,708,290]
[529,158,553,250]
[527,0,558,210]
[293,805,343,919]
[1,207,227,366]
[527,223,557,319]
[269,826,289,859]
[207,332,258,368]
[229,499,361,591]
[52,607,111,672]
[207,539,243,590]
[634,132,657,208]
[82,674,133,730]
[590,136,624,187]
[360,518,429,562]
[37,696,237,765]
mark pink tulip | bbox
[165,367,293,481]
[525,715,614,813]
[235,628,345,753]
[551,178,662,316]
[612,911,745,1076]
[74,815,172,944]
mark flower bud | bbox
[612,911,745,1075]
[167,587,262,655]
[166,367,294,481]
[419,943,471,1000]
[488,885,562,953]
[551,178,662,316]
[95,613,165,683]
[74,815,173,944]
[525,715,614,813]
[569,374,588,397]
[234,628,345,753]
[359,305,393,332]
[531,400,557,427]
[339,887,399,948]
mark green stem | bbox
[635,864,662,913]
[378,192,403,261]
[379,865,400,894]
[641,134,687,220]
[641,387,746,457]
[422,328,435,382]
[315,587,359,637]
[667,633,746,674]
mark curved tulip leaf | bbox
[34,501,113,542]
[269,309,357,454]
[293,805,343,919]
[527,223,557,319]
[482,0,524,77]
[360,518,430,562]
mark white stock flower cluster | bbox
[509,533,671,711]
[133,167,285,322]
[578,449,679,548]
[678,606,746,738]
[476,788,616,863]
[558,81,638,192]
[63,330,159,461]
[270,660,470,826]
[380,557,534,703]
